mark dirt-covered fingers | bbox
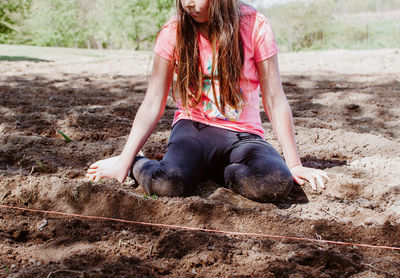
[86,168,98,174]
[86,172,103,182]
[293,175,305,185]
[94,173,102,182]
[318,169,330,181]
[88,165,98,169]
[315,174,326,189]
[305,174,318,191]
[290,166,329,191]
[86,165,99,180]
[86,172,96,181]
[86,167,102,182]
[88,159,105,169]
[316,169,330,189]
[86,160,105,181]
[305,171,328,190]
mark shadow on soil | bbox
[301,155,347,169]
[1,72,400,276]
[0,56,52,62]
[3,209,385,277]
[283,75,400,139]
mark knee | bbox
[256,171,293,202]
[133,159,194,197]
[149,166,197,197]
[150,175,187,197]
[226,164,293,203]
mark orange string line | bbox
[1,204,399,251]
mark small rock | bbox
[345,104,360,110]
[291,205,302,213]
[36,219,48,231]
[363,217,376,226]
[356,198,373,209]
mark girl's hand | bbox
[290,165,330,191]
[86,156,128,183]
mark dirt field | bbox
[1,45,400,277]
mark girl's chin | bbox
[190,14,208,23]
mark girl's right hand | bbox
[86,156,129,183]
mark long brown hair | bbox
[175,0,245,116]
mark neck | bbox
[197,22,209,39]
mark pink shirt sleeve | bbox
[253,13,279,62]
[154,17,177,61]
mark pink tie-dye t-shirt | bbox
[154,5,278,138]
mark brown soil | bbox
[1,47,400,277]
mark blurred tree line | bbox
[0,0,175,49]
[1,0,400,51]
[263,0,400,51]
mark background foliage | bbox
[263,0,400,51]
[0,0,31,43]
[0,0,399,51]
[0,0,174,49]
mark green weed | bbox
[56,130,72,143]
[143,194,158,200]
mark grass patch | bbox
[1,0,399,52]
[320,19,400,50]
[264,1,400,51]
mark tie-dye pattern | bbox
[201,59,242,121]
[154,5,278,138]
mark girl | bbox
[86,0,329,203]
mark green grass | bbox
[2,1,399,53]
[273,17,400,51]
[264,0,400,52]
[320,20,400,50]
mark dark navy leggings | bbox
[130,119,293,203]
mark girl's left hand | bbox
[290,165,330,191]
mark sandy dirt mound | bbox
[1,47,400,277]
